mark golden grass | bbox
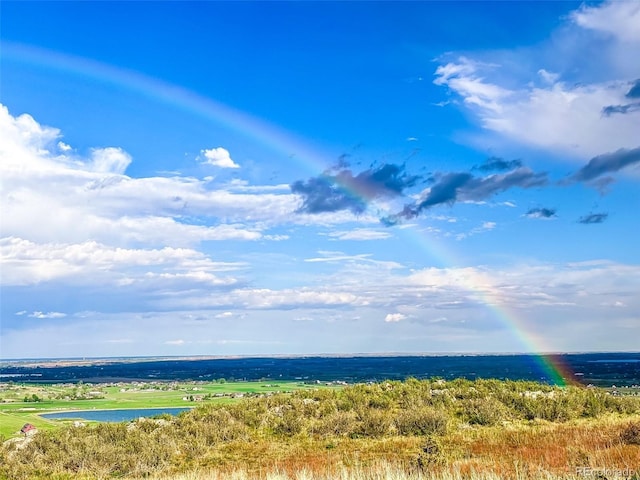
[136,416,640,480]
[145,416,640,480]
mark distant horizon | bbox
[3,350,640,364]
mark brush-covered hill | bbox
[2,378,639,479]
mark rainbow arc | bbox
[3,42,576,385]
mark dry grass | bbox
[146,416,640,480]
[151,465,518,480]
[2,379,639,480]
[443,416,640,478]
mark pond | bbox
[40,407,192,422]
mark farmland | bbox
[0,380,339,438]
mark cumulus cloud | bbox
[3,253,640,356]
[435,62,639,159]
[525,207,557,219]
[433,2,640,159]
[201,147,240,169]
[224,288,365,310]
[0,237,241,286]
[89,147,132,174]
[291,163,421,214]
[57,141,72,152]
[0,106,60,158]
[1,104,368,250]
[571,1,640,43]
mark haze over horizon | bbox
[1,1,639,359]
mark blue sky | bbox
[1,1,639,359]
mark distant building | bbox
[20,423,37,437]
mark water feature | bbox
[41,407,192,422]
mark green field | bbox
[0,380,336,438]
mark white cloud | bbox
[0,237,241,286]
[571,1,640,43]
[226,179,290,192]
[434,58,511,113]
[234,289,364,309]
[165,339,186,345]
[154,259,640,322]
[327,228,393,241]
[202,147,239,169]
[304,250,403,269]
[455,221,496,241]
[0,107,59,158]
[29,311,67,319]
[0,104,370,252]
[2,257,639,357]
[89,147,131,174]
[57,141,72,152]
[482,221,496,230]
[537,69,559,85]
[161,287,367,310]
[433,2,640,160]
[384,313,406,323]
[435,61,639,159]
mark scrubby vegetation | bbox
[2,378,639,479]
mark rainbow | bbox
[412,235,576,385]
[2,42,333,176]
[3,42,576,385]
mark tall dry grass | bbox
[150,460,637,480]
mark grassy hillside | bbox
[1,378,639,479]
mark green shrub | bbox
[313,410,358,437]
[462,397,509,426]
[395,406,449,436]
[582,390,607,417]
[356,409,392,437]
[270,407,305,436]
